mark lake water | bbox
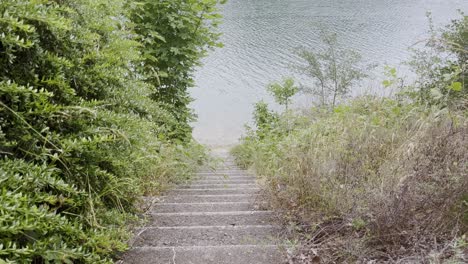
[191,0,468,146]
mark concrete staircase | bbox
[120,157,282,264]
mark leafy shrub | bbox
[0,0,220,262]
[130,0,225,141]
[0,159,130,263]
[407,13,467,108]
[294,32,375,108]
[267,78,299,110]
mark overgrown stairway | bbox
[120,154,282,264]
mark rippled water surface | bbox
[191,0,468,146]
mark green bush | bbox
[131,0,225,141]
[407,13,467,108]
[0,0,221,262]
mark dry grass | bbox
[233,97,468,263]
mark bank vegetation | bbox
[0,0,223,262]
[232,15,468,263]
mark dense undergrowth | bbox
[232,15,468,262]
[0,0,223,263]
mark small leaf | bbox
[448,82,462,92]
[382,80,392,88]
[158,71,169,78]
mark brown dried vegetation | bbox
[235,101,468,263]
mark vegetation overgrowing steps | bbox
[0,0,225,262]
[120,157,283,264]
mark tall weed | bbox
[232,14,468,262]
[233,98,467,262]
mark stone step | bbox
[210,167,240,170]
[150,202,267,213]
[147,211,275,226]
[179,183,258,189]
[220,171,245,173]
[198,167,242,170]
[198,168,240,172]
[194,179,256,184]
[122,245,282,264]
[199,169,248,172]
[204,167,247,170]
[196,176,256,181]
[120,158,283,264]
[160,194,257,203]
[195,176,254,180]
[133,225,280,247]
[170,188,260,195]
[196,172,253,176]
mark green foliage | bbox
[407,14,467,108]
[130,0,225,141]
[0,159,129,263]
[0,0,215,262]
[267,78,299,110]
[294,32,375,108]
[252,101,279,140]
